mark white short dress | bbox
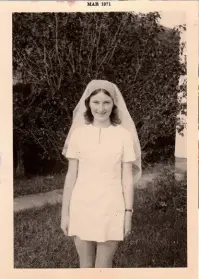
[64,124,135,242]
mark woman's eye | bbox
[92,101,110,104]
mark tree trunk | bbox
[15,145,24,177]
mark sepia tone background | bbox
[0,0,197,279]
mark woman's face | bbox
[89,91,114,123]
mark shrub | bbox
[138,166,187,222]
[13,12,186,175]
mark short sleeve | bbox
[122,130,136,163]
[63,129,80,159]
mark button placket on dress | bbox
[98,128,101,144]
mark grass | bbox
[14,174,65,198]
[14,168,187,268]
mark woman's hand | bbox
[124,211,133,238]
[61,215,70,236]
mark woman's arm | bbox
[122,162,134,210]
[122,162,134,236]
[61,158,79,227]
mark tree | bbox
[13,12,186,175]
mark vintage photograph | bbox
[13,11,187,268]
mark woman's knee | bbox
[95,241,118,268]
[73,236,96,268]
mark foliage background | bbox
[13,12,186,177]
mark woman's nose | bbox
[98,104,104,112]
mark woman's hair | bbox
[84,88,121,125]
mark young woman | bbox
[61,80,141,268]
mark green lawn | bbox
[14,169,187,268]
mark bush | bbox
[13,12,186,175]
[130,168,187,267]
[136,166,187,218]
[152,168,186,213]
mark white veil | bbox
[62,79,142,185]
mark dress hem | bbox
[68,234,124,243]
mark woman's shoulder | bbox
[71,124,90,135]
[113,125,133,143]
[114,124,130,135]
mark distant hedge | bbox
[13,12,186,175]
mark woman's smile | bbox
[96,112,107,116]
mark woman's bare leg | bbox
[95,241,119,268]
[73,236,96,268]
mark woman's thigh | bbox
[95,241,119,268]
[73,236,96,268]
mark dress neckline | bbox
[90,124,113,129]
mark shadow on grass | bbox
[14,168,187,268]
